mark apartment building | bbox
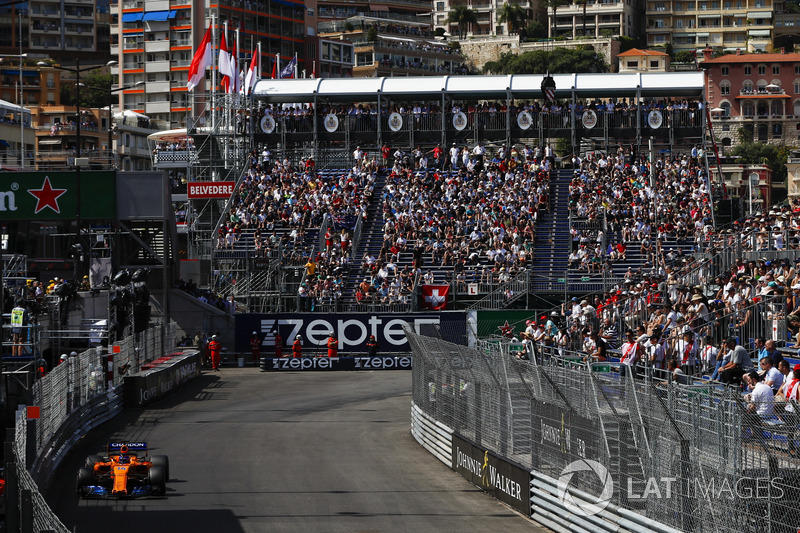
[646,0,774,53]
[431,0,544,38]
[0,1,112,65]
[112,0,309,131]
[700,47,800,147]
[550,0,644,40]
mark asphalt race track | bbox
[47,368,549,533]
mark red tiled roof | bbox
[702,52,800,63]
[618,48,669,57]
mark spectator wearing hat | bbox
[250,331,261,365]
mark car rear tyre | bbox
[148,466,166,496]
[150,455,169,480]
[76,467,93,495]
[85,455,102,468]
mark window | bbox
[436,1,445,9]
[650,60,659,68]
[758,65,766,75]
[742,101,754,116]
[773,65,780,75]
[722,66,729,75]
[627,60,639,68]
[720,84,730,95]
[744,65,752,75]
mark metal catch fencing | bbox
[407,328,800,533]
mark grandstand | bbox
[167,73,708,313]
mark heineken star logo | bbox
[28,176,67,214]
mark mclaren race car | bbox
[76,442,169,498]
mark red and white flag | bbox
[421,285,449,310]
[231,30,240,93]
[243,48,258,95]
[218,25,233,93]
[187,25,213,91]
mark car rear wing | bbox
[108,442,148,455]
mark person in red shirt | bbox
[273,331,283,358]
[292,335,303,358]
[250,331,261,365]
[326,332,338,358]
[208,335,221,371]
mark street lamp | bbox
[81,80,144,168]
[36,58,116,279]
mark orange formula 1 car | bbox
[76,442,169,498]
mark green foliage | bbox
[542,0,568,37]
[732,142,788,184]
[498,2,526,34]
[481,48,608,74]
[344,21,354,32]
[786,0,800,13]
[618,35,642,53]
[665,42,674,58]
[367,26,378,41]
[520,21,547,41]
[434,27,446,37]
[555,137,572,156]
[674,50,696,63]
[737,125,753,144]
[447,5,478,39]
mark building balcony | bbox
[145,40,171,53]
[145,101,171,114]
[146,60,171,73]
[144,0,170,10]
[146,81,171,93]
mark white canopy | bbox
[252,72,706,103]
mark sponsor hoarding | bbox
[0,171,115,220]
[123,351,202,407]
[236,312,466,353]
[451,433,531,515]
[187,181,236,199]
[261,356,413,371]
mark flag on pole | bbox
[218,24,233,93]
[421,285,449,310]
[187,25,213,91]
[280,56,296,79]
[244,49,258,95]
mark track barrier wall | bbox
[406,326,800,533]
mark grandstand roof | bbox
[252,73,705,103]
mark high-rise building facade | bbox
[645,0,774,52]
[112,0,309,131]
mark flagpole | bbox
[257,42,262,81]
[235,27,241,96]
[211,14,216,139]
[293,52,297,79]
[276,53,280,78]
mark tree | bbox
[481,47,608,74]
[674,50,696,64]
[447,5,478,39]
[576,0,588,38]
[542,0,567,39]
[61,69,115,109]
[498,2,526,35]
[520,20,547,41]
[732,142,788,185]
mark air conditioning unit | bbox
[75,157,89,168]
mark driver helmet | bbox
[60,353,68,361]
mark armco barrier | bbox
[410,403,451,466]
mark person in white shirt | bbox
[745,371,775,419]
[675,330,698,375]
[759,356,784,394]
